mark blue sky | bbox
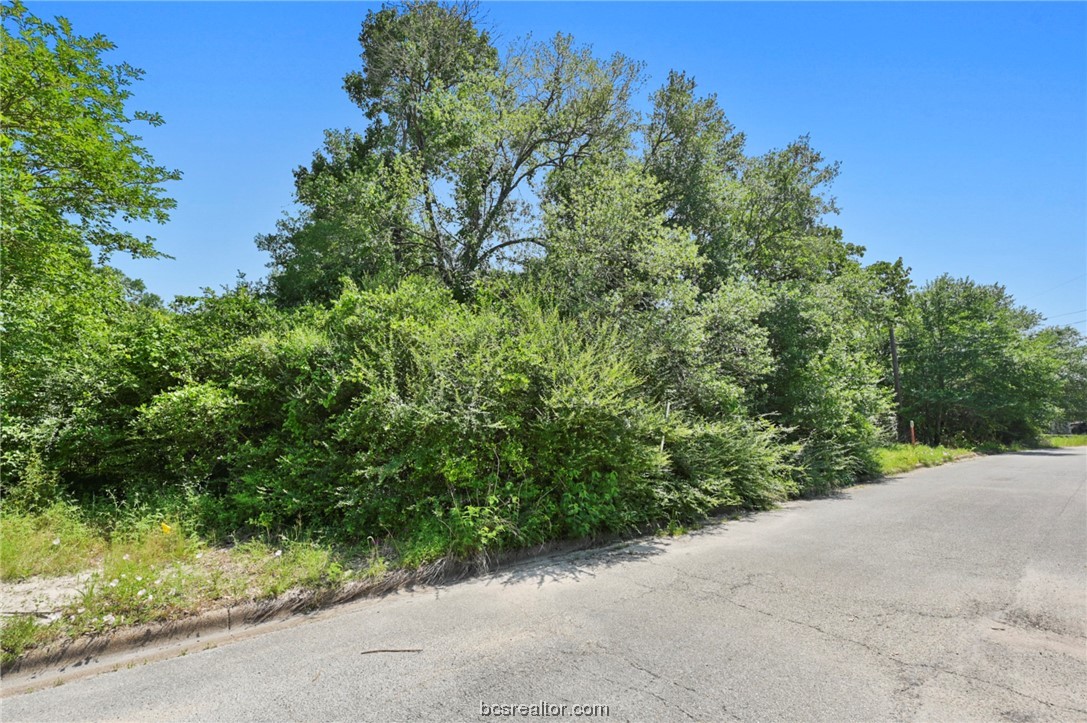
[27,2,1087,329]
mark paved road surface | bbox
[5,449,1086,721]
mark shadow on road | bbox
[1004,449,1083,457]
[486,538,670,589]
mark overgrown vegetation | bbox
[0,500,362,663]
[874,444,974,476]
[1043,435,1087,448]
[2,0,1085,658]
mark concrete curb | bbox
[1,533,644,695]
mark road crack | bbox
[721,597,1087,717]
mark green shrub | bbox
[135,382,241,484]
[143,279,677,551]
[663,417,796,518]
[1,449,62,514]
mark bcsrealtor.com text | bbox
[480,701,610,717]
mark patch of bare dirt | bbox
[1,571,96,619]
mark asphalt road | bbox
[5,448,1086,722]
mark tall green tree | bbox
[256,129,418,305]
[640,74,861,289]
[1038,325,1087,425]
[1,0,180,263]
[866,258,913,439]
[265,1,643,301]
[1,1,179,486]
[756,275,893,492]
[641,71,745,286]
[731,137,863,283]
[900,275,1059,444]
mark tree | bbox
[730,137,863,283]
[899,275,1059,444]
[1038,325,1087,424]
[1,1,179,486]
[256,129,417,305]
[756,275,893,492]
[268,1,643,301]
[1,0,180,263]
[640,75,862,289]
[344,0,498,145]
[867,258,913,439]
[641,71,745,285]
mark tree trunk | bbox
[889,324,904,441]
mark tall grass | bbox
[874,444,973,476]
[1043,434,1087,448]
[0,503,106,581]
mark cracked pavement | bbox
[4,448,1085,721]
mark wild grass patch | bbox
[1043,434,1087,448]
[0,503,106,581]
[875,444,973,475]
[0,502,361,663]
[0,615,57,666]
[231,539,351,598]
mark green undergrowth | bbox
[873,434,1084,478]
[4,432,1079,665]
[0,483,749,665]
[0,503,106,581]
[874,444,974,475]
[0,615,54,667]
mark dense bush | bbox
[756,281,893,493]
[119,280,795,555]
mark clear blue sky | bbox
[28,2,1087,329]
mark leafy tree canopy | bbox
[264,1,645,302]
[0,0,180,266]
[900,275,1060,444]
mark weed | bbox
[657,521,690,537]
[232,539,346,598]
[1,615,56,665]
